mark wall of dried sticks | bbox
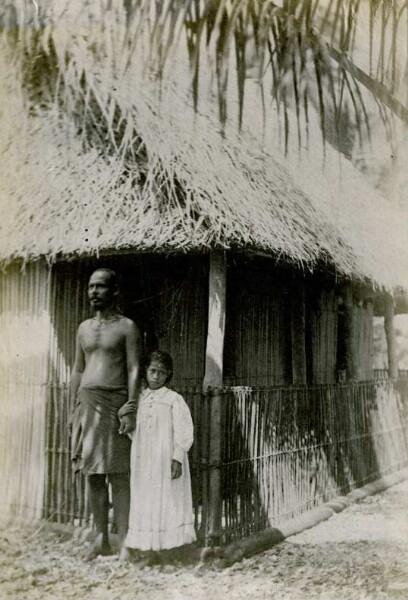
[223,257,370,386]
[0,261,51,520]
[47,255,208,384]
[0,255,207,524]
[0,254,391,537]
[206,379,408,545]
[353,299,375,380]
[43,255,207,523]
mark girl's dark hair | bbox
[145,350,173,384]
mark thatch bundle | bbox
[0,0,407,289]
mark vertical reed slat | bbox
[384,295,398,381]
[210,380,407,545]
[0,261,51,520]
[291,281,307,385]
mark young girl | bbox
[124,350,196,554]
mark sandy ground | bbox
[1,481,407,600]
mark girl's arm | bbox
[172,393,194,464]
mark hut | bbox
[1,5,407,544]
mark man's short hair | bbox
[91,268,118,289]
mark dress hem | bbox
[125,525,196,551]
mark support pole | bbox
[207,388,223,545]
[384,295,398,381]
[291,281,307,385]
[203,251,226,545]
[203,251,227,390]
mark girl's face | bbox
[146,360,169,390]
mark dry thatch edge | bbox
[0,14,407,291]
[0,86,405,290]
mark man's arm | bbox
[70,326,85,406]
[118,320,142,434]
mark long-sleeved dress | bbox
[125,386,196,550]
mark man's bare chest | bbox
[81,319,125,353]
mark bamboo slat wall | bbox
[224,258,289,385]
[44,262,92,524]
[0,261,51,520]
[353,300,374,381]
[224,260,353,386]
[215,379,408,545]
[154,261,207,388]
[308,287,338,384]
[0,253,393,536]
[229,289,287,385]
[43,255,207,523]
[50,255,207,383]
[38,376,408,543]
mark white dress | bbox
[125,386,196,550]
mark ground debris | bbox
[0,481,407,599]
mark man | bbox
[70,268,141,560]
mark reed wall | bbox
[148,258,207,388]
[224,258,352,386]
[224,257,290,385]
[44,261,91,524]
[0,254,396,537]
[353,300,374,381]
[43,255,207,523]
[205,379,408,545]
[0,261,51,520]
[307,286,338,384]
[49,255,207,383]
[38,377,408,542]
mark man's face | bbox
[88,271,115,310]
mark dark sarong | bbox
[71,385,131,475]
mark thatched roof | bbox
[0,4,407,291]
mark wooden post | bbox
[206,388,223,545]
[343,283,358,381]
[203,251,226,544]
[291,281,307,385]
[203,251,227,390]
[199,389,210,541]
[384,295,398,381]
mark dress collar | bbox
[141,386,169,399]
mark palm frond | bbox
[1,0,406,152]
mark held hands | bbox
[118,414,135,435]
[171,459,182,480]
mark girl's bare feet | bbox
[119,545,131,561]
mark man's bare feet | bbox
[84,534,113,561]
